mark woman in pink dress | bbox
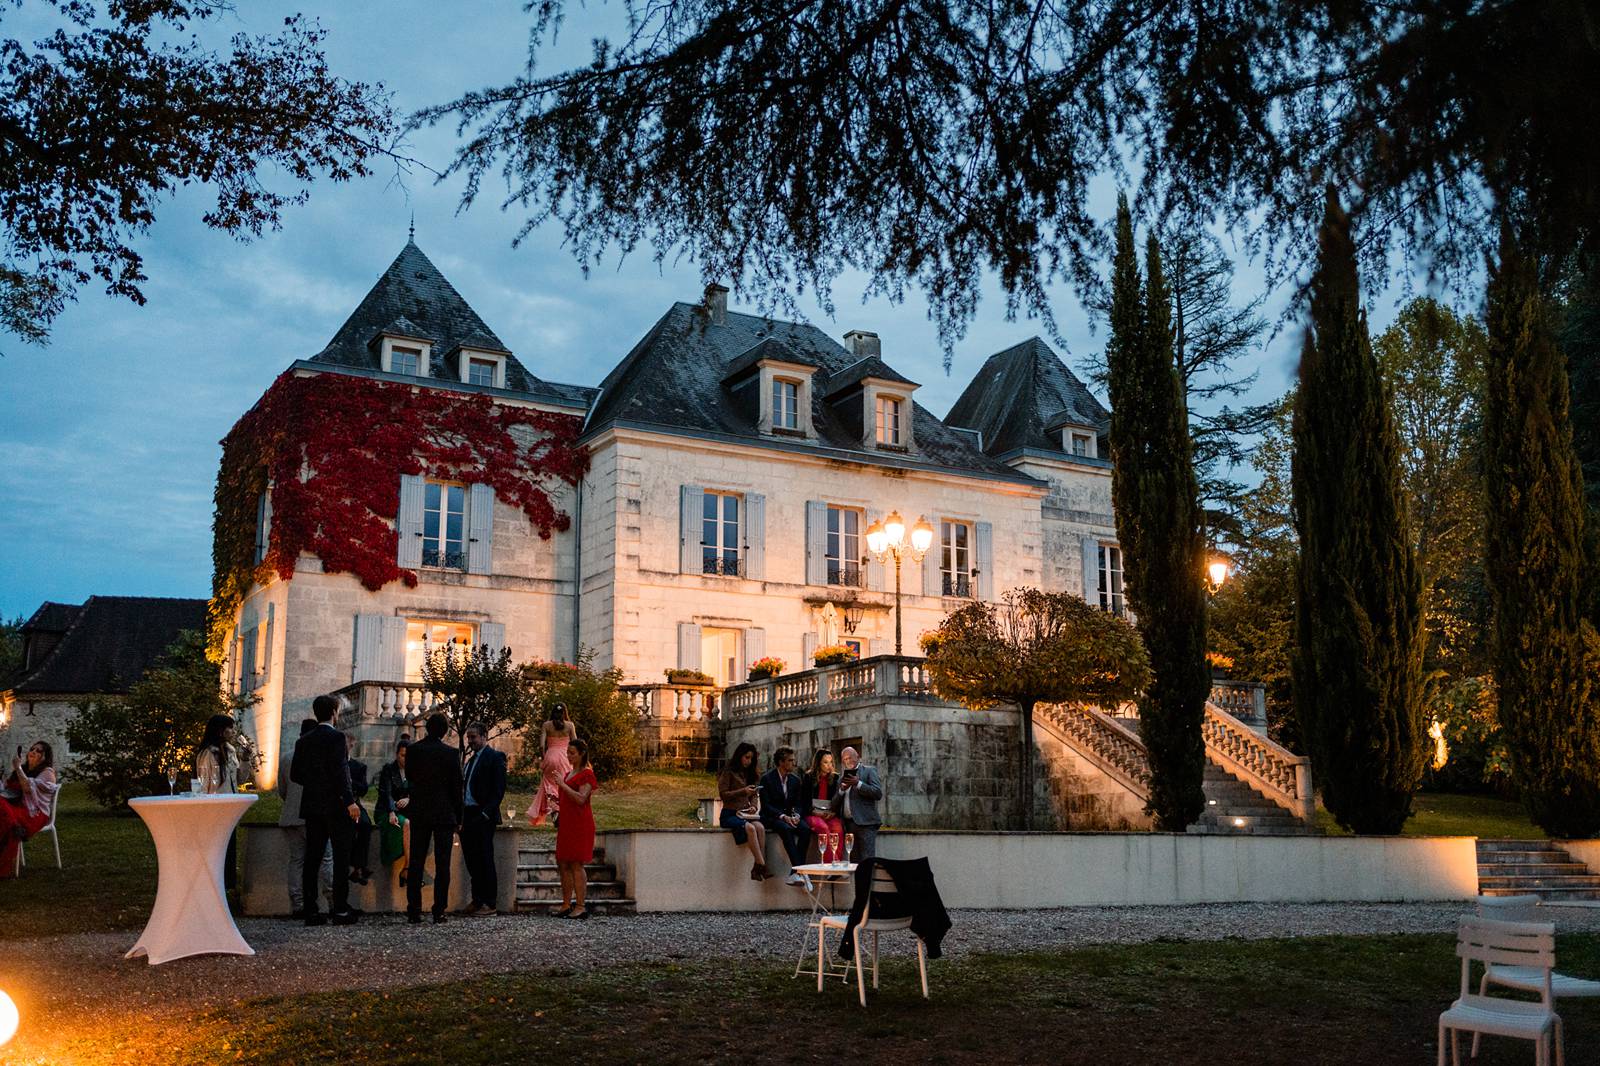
[526,702,577,827]
[0,740,59,878]
[554,738,598,920]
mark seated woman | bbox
[803,748,844,862]
[374,738,412,884]
[0,740,59,877]
[718,742,770,881]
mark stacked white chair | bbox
[1470,895,1600,1057]
[1438,916,1563,1066]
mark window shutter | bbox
[677,622,703,670]
[377,615,407,682]
[480,621,507,658]
[744,627,766,675]
[254,491,273,565]
[802,632,818,667]
[805,500,828,586]
[261,603,275,683]
[352,614,384,683]
[865,512,885,590]
[466,483,495,575]
[1081,536,1101,606]
[679,485,704,574]
[869,638,892,658]
[229,630,242,692]
[745,492,766,580]
[397,474,426,569]
[922,542,942,597]
[975,521,994,600]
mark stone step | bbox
[1476,849,1572,865]
[1204,804,1293,819]
[1188,822,1319,836]
[1477,839,1555,852]
[1480,886,1600,901]
[1478,877,1600,892]
[518,847,607,862]
[517,863,618,884]
[1476,863,1590,878]
[514,897,637,915]
[515,880,630,902]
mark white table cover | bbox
[125,794,257,965]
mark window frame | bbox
[771,377,801,431]
[701,490,743,576]
[421,479,469,571]
[875,394,904,446]
[467,357,497,387]
[825,505,864,587]
[1098,543,1126,617]
[940,519,974,597]
[404,618,477,682]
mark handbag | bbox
[736,787,761,821]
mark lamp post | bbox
[864,510,935,656]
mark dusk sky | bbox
[0,2,1421,620]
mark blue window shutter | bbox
[802,632,818,667]
[744,627,766,676]
[377,615,407,682]
[805,501,827,585]
[865,512,885,591]
[975,521,994,600]
[1081,536,1101,606]
[677,622,702,669]
[679,485,704,574]
[352,614,384,683]
[261,603,275,683]
[922,540,942,597]
[745,492,766,580]
[466,483,495,575]
[254,491,272,565]
[480,621,507,658]
[397,474,426,569]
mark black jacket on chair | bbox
[405,737,464,827]
[837,856,952,961]
[289,723,355,819]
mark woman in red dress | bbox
[1,740,59,878]
[554,738,598,921]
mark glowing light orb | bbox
[0,988,19,1047]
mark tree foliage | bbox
[0,613,23,685]
[1104,199,1210,831]
[64,630,254,809]
[0,2,395,342]
[421,642,540,759]
[1291,190,1426,835]
[424,0,1600,351]
[520,652,641,782]
[1482,227,1600,838]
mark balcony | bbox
[333,679,444,723]
[826,563,865,588]
[701,554,743,577]
[722,655,935,721]
[942,573,973,598]
[422,546,467,570]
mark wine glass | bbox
[506,807,516,827]
[843,833,855,864]
[828,832,840,866]
[166,770,176,796]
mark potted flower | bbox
[747,656,786,681]
[1205,650,1234,681]
[812,644,859,667]
[665,668,714,686]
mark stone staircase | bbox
[1477,839,1600,900]
[1191,760,1318,835]
[515,843,636,914]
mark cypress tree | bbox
[1290,188,1426,834]
[1483,226,1600,838]
[1106,197,1210,830]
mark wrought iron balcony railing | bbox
[827,563,865,587]
[942,573,973,598]
[422,546,467,570]
[702,554,744,577]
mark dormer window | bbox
[875,395,904,446]
[454,348,508,388]
[1068,430,1096,458]
[772,378,800,431]
[468,358,496,387]
[390,346,423,376]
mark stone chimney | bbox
[703,283,729,326]
[843,329,880,359]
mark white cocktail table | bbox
[125,794,257,965]
[792,862,857,988]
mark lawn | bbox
[27,934,1600,1064]
[1316,790,1544,838]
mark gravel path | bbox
[13,901,1600,1032]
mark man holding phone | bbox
[830,745,883,862]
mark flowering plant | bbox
[1205,651,1235,670]
[665,668,714,685]
[812,644,859,666]
[747,656,786,681]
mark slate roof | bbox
[22,601,81,635]
[584,302,1032,482]
[720,337,821,384]
[7,596,208,696]
[944,337,1110,457]
[309,240,593,408]
[823,355,918,397]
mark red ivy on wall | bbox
[209,371,588,658]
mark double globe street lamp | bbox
[864,510,935,656]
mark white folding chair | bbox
[1473,896,1600,1056]
[15,777,63,876]
[1438,916,1563,1066]
[820,865,930,1007]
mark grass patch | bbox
[1317,790,1543,838]
[30,934,1600,1064]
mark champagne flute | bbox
[828,832,840,866]
[843,833,855,864]
[166,769,176,796]
[506,807,516,827]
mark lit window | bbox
[701,491,741,576]
[826,506,862,586]
[1099,544,1126,617]
[1071,432,1094,457]
[875,396,903,445]
[391,345,422,376]
[941,521,973,597]
[772,378,799,430]
[406,619,475,681]
[467,358,496,387]
[422,480,467,570]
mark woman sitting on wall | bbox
[0,740,59,877]
[718,742,771,881]
[803,748,844,862]
[375,738,412,884]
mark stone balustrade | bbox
[1201,700,1314,823]
[334,679,444,724]
[1034,701,1154,795]
[1209,680,1268,731]
[722,655,940,720]
[622,683,721,722]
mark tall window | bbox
[391,345,422,376]
[941,520,973,597]
[467,357,496,386]
[405,619,475,681]
[826,505,862,586]
[701,491,741,575]
[772,378,799,430]
[1098,544,1126,616]
[423,480,467,569]
[875,395,903,445]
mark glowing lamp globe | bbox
[1207,559,1230,588]
[910,515,934,554]
[883,510,906,548]
[864,519,888,555]
[0,988,19,1047]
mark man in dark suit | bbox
[459,720,507,916]
[759,746,810,884]
[288,694,361,926]
[404,712,463,924]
